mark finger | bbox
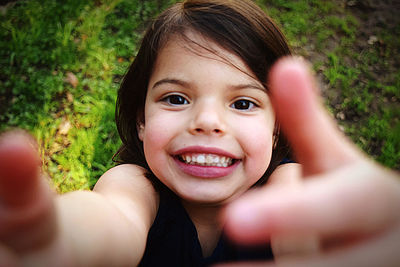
[269,57,359,176]
[0,131,56,252]
[0,130,41,206]
[218,223,400,267]
[224,162,400,244]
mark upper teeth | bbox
[180,153,233,167]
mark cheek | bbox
[143,117,170,156]
[142,118,171,182]
[142,109,183,166]
[235,117,275,179]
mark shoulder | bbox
[94,164,159,232]
[95,164,157,198]
[268,163,302,186]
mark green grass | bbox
[260,0,399,169]
[1,0,399,193]
[0,0,167,192]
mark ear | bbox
[137,122,145,141]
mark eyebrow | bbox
[151,78,190,90]
[230,82,266,92]
[151,77,266,92]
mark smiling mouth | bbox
[177,153,237,167]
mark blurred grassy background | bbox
[1,0,399,193]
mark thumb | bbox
[269,57,360,176]
[0,130,41,206]
[0,131,56,252]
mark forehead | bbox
[161,32,255,72]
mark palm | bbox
[223,58,400,266]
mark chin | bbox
[176,184,247,206]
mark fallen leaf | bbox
[49,142,62,155]
[58,119,72,135]
[347,0,356,7]
[336,111,345,120]
[65,72,78,88]
[66,92,74,103]
[367,35,378,45]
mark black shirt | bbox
[138,186,273,267]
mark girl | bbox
[2,1,298,265]
[1,1,400,266]
[103,0,297,265]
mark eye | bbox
[231,99,257,110]
[161,94,189,105]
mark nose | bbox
[189,100,226,136]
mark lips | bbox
[172,146,240,178]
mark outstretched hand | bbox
[0,131,69,266]
[222,58,400,266]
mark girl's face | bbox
[140,33,275,205]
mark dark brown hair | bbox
[114,0,292,186]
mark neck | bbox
[181,200,225,257]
